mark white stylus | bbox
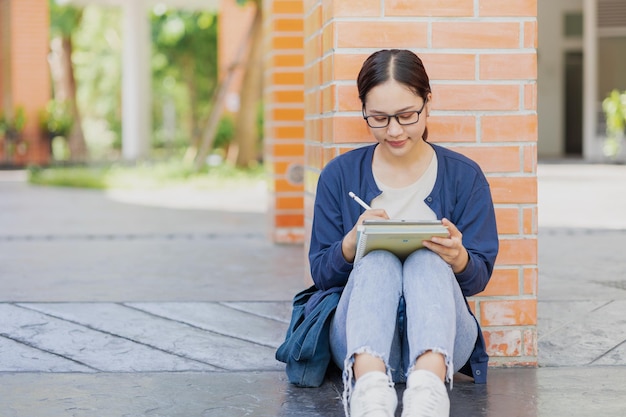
[348,191,372,210]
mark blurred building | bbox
[539,0,626,161]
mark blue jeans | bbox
[329,249,478,385]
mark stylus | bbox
[348,191,372,211]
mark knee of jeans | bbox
[405,248,436,263]
[405,249,450,273]
[361,249,401,266]
[359,250,402,276]
[356,250,403,285]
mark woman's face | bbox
[363,79,430,158]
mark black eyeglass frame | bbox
[362,99,428,129]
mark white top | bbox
[371,153,438,220]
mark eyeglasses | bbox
[362,99,428,129]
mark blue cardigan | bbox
[307,143,499,383]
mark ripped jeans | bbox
[329,249,478,389]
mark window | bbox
[564,12,583,38]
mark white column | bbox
[121,0,150,161]
[583,0,599,161]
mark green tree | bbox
[192,0,263,170]
[53,5,219,161]
[151,8,218,153]
[48,0,88,161]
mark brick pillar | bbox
[263,0,306,243]
[0,0,50,165]
[300,1,538,367]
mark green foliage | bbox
[49,0,83,38]
[214,115,235,150]
[151,7,219,151]
[257,101,264,141]
[72,6,122,155]
[51,137,71,161]
[27,159,266,190]
[39,100,74,138]
[0,113,7,137]
[28,165,108,188]
[236,0,260,6]
[47,4,221,159]
[13,107,26,133]
[602,89,626,138]
[0,106,27,140]
[602,89,626,158]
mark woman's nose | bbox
[386,117,403,136]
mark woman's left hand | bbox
[422,218,469,274]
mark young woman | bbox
[308,49,499,417]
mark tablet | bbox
[354,219,449,262]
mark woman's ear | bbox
[425,93,432,117]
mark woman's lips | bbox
[387,139,407,148]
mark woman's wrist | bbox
[341,234,356,263]
[452,248,469,274]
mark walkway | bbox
[1,163,625,416]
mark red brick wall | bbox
[0,0,50,165]
[263,0,538,366]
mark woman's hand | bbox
[422,218,469,274]
[341,209,389,263]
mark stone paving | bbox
[1,163,626,416]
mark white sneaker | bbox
[350,371,398,417]
[401,370,449,417]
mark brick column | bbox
[263,0,306,243]
[300,0,538,367]
[0,0,50,165]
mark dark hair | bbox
[357,49,432,140]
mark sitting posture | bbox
[308,49,499,417]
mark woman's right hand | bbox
[341,209,389,262]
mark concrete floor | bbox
[1,162,626,416]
